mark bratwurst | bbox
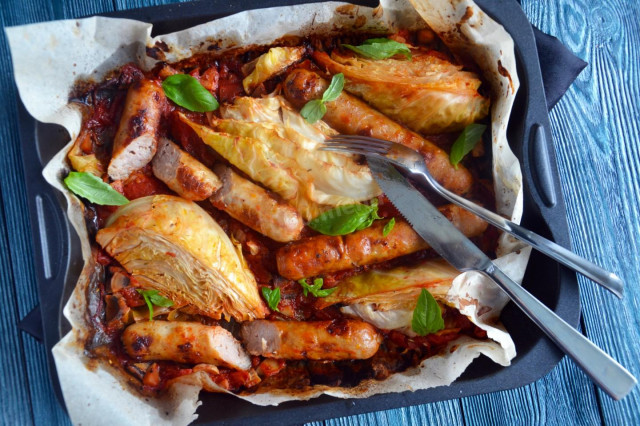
[241,319,382,360]
[122,321,251,371]
[152,138,222,201]
[210,164,304,242]
[108,79,164,180]
[283,68,472,195]
[277,205,487,280]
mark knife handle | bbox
[482,263,636,400]
[419,171,624,299]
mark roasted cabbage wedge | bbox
[242,46,305,94]
[313,50,490,134]
[180,96,380,220]
[96,195,266,321]
[318,259,459,335]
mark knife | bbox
[368,157,636,400]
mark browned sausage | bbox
[240,319,382,360]
[108,79,164,180]
[152,138,222,201]
[210,164,304,242]
[283,68,472,195]
[276,205,487,280]
[122,321,251,371]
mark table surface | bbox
[1,0,639,424]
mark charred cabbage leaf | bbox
[180,96,380,220]
[327,259,459,336]
[313,50,490,134]
[96,195,266,321]
[242,46,305,94]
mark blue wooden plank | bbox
[0,185,33,425]
[521,0,640,423]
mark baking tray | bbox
[15,0,580,424]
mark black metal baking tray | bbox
[15,0,580,424]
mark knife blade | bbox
[368,157,636,400]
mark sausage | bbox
[240,319,382,360]
[210,164,303,242]
[276,205,487,280]
[108,79,164,180]
[121,321,251,371]
[152,137,221,201]
[283,68,472,195]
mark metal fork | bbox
[321,135,624,298]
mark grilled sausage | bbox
[241,319,382,360]
[210,164,304,242]
[283,68,472,195]
[277,205,487,280]
[122,321,251,371]
[152,138,222,201]
[108,79,164,180]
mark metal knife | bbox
[368,157,636,400]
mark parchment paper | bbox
[6,0,529,424]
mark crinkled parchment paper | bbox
[6,0,530,424]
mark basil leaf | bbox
[449,123,487,168]
[300,99,327,124]
[382,217,396,237]
[300,73,344,123]
[342,38,412,60]
[308,200,380,236]
[297,278,336,298]
[321,73,345,103]
[64,171,129,206]
[137,289,174,321]
[411,288,445,336]
[162,74,219,112]
[261,287,281,312]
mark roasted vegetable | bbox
[96,195,266,321]
[242,46,305,93]
[180,96,380,220]
[313,50,489,134]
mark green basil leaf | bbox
[301,73,344,123]
[297,278,336,298]
[137,289,174,320]
[449,123,487,168]
[411,288,445,336]
[308,203,376,236]
[342,38,412,60]
[64,171,129,206]
[297,279,312,297]
[300,99,327,124]
[148,293,174,308]
[162,74,219,112]
[261,287,281,312]
[313,286,337,298]
[382,217,396,237]
[321,73,345,103]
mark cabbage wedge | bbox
[242,46,305,94]
[96,195,266,321]
[320,259,461,335]
[316,258,459,310]
[313,50,490,134]
[180,96,380,220]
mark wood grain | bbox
[522,0,640,424]
[0,0,638,425]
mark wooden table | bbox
[1,0,638,424]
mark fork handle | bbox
[420,173,624,298]
[482,264,636,400]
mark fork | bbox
[321,135,624,298]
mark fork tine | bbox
[319,145,377,156]
[327,135,392,150]
[323,140,390,154]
